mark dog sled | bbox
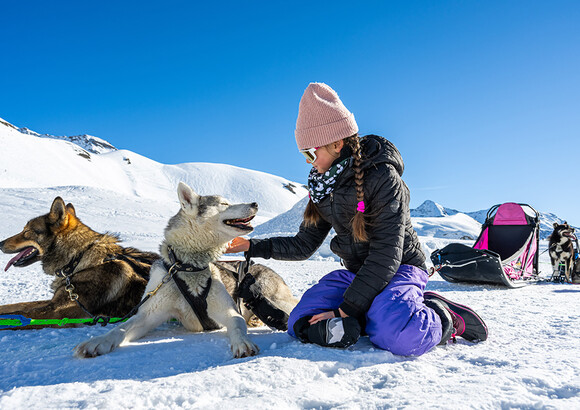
[430,203,540,288]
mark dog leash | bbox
[0,315,129,329]
[235,252,252,313]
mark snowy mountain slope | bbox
[412,213,482,240]
[0,118,308,223]
[251,196,309,236]
[410,199,460,217]
[0,117,116,154]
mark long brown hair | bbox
[303,134,368,242]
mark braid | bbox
[344,134,368,242]
[303,198,322,227]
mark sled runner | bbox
[430,203,540,288]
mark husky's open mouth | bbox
[562,231,576,240]
[224,215,255,231]
[4,246,40,271]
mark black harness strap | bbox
[163,247,220,331]
[173,273,219,331]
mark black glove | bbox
[293,315,361,348]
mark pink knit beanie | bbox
[295,82,359,150]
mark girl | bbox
[227,83,487,356]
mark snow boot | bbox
[237,273,289,331]
[293,315,361,348]
[423,291,488,343]
[423,298,454,345]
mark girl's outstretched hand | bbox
[225,237,250,253]
[309,308,348,324]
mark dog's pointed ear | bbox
[49,197,67,225]
[177,182,199,212]
[554,222,560,229]
[66,203,76,217]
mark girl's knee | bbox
[366,306,441,356]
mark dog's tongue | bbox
[4,249,31,272]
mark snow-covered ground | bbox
[0,188,579,410]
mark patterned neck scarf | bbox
[307,158,351,204]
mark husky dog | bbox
[75,182,296,359]
[0,197,159,328]
[549,222,576,282]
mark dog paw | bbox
[73,336,117,359]
[231,338,259,358]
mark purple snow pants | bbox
[288,265,442,356]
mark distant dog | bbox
[548,222,576,282]
[75,182,298,359]
[0,197,159,328]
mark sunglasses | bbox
[299,147,320,163]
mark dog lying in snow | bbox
[75,182,297,359]
[0,197,158,327]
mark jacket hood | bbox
[360,134,404,177]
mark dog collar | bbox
[162,247,208,273]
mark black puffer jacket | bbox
[249,135,426,319]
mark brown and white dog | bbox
[0,197,159,328]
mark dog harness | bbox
[55,245,155,325]
[163,247,220,331]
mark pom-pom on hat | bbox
[295,82,359,151]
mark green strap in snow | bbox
[0,314,128,329]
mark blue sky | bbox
[2,1,579,224]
